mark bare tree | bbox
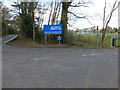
[100,0,120,47]
[36,2,48,30]
[48,0,61,25]
[60,0,92,43]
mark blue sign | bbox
[44,24,62,34]
[57,36,62,40]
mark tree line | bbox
[0,0,119,47]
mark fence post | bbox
[96,26,99,47]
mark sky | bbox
[1,0,119,30]
[69,0,119,30]
[118,5,120,27]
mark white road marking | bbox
[81,49,103,56]
[40,57,49,60]
[34,57,49,61]
[34,58,40,61]
[81,54,103,56]
[81,54,88,56]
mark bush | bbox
[35,30,60,44]
[35,30,45,44]
[65,31,75,45]
[65,31,81,46]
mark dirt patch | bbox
[7,36,118,49]
[8,37,70,48]
[8,37,33,46]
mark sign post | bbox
[33,24,35,46]
[57,34,62,45]
[59,34,60,45]
[44,24,62,45]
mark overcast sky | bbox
[71,0,119,30]
[2,0,119,30]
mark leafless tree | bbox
[48,0,61,25]
[100,0,120,47]
[60,0,92,43]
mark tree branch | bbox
[105,0,119,29]
[68,11,86,18]
[103,0,106,29]
[69,1,92,7]
[86,18,93,26]
[69,4,88,7]
[113,1,120,11]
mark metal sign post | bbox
[57,35,62,45]
[59,34,61,45]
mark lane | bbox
[84,49,118,88]
[2,45,118,88]
[2,35,18,44]
[0,37,2,89]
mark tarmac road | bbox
[2,45,118,88]
[2,35,18,44]
[0,37,1,89]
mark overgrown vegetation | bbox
[64,31,119,48]
[1,1,120,48]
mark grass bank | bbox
[65,31,119,48]
[8,32,119,48]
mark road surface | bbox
[0,37,1,89]
[2,45,118,88]
[2,35,18,44]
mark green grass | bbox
[80,33,119,47]
[66,31,119,48]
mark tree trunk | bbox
[60,2,72,43]
[101,29,106,47]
